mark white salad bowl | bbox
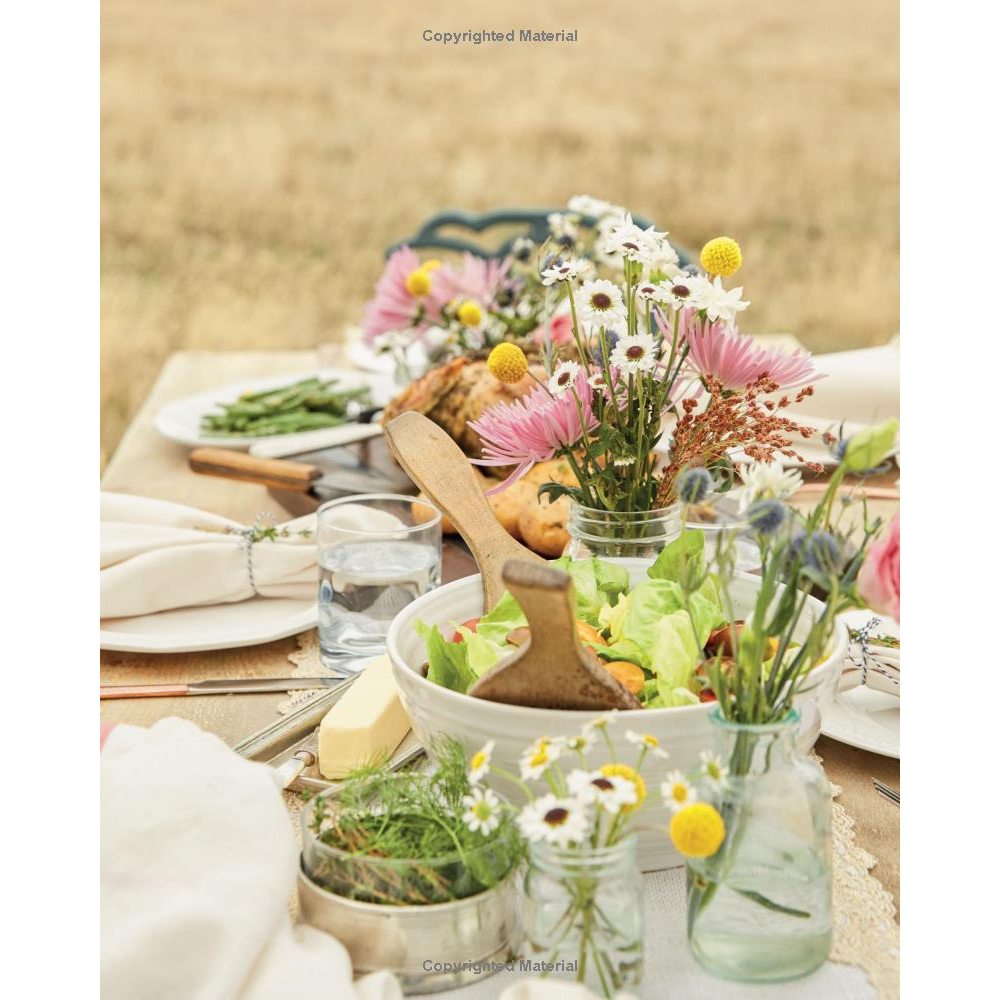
[387,559,848,871]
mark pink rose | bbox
[533,312,574,347]
[858,513,900,621]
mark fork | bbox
[873,778,900,806]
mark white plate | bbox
[154,368,396,450]
[100,597,316,653]
[821,610,900,757]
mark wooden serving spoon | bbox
[382,411,544,610]
[469,560,642,711]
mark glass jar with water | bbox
[317,494,441,669]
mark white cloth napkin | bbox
[100,492,317,619]
[101,718,400,1000]
[792,341,900,425]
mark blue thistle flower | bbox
[676,467,712,505]
[591,330,620,366]
[805,531,842,574]
[746,499,788,537]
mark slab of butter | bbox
[318,655,412,779]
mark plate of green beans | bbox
[155,368,396,449]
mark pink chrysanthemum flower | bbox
[361,247,448,344]
[434,252,510,304]
[682,312,823,391]
[469,368,598,492]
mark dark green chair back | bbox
[386,208,692,268]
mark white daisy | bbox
[548,360,581,396]
[700,751,729,788]
[566,769,638,815]
[736,461,803,513]
[575,279,628,328]
[462,787,503,835]
[613,456,636,468]
[540,257,586,286]
[635,280,667,303]
[610,332,658,374]
[547,212,581,242]
[567,194,624,220]
[588,371,610,391]
[519,737,563,781]
[697,275,750,326]
[644,240,682,278]
[600,213,668,265]
[662,770,699,813]
[625,730,670,759]
[658,274,702,310]
[518,794,590,847]
[468,740,495,785]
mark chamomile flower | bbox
[540,258,586,285]
[520,737,562,781]
[700,751,729,787]
[610,332,658,374]
[548,360,581,396]
[567,769,639,815]
[736,460,803,512]
[697,275,750,327]
[564,730,596,755]
[547,212,581,243]
[468,740,495,785]
[518,794,590,848]
[662,770,699,813]
[582,713,618,737]
[575,279,628,328]
[625,730,670,759]
[462,787,503,835]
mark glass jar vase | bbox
[686,709,832,982]
[522,835,643,997]
[563,501,682,560]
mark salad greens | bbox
[416,532,729,709]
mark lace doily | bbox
[815,751,900,999]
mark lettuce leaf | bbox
[647,529,705,583]
[456,626,505,678]
[649,610,703,706]
[415,620,477,693]
[551,556,630,626]
[473,590,528,645]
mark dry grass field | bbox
[101,0,899,464]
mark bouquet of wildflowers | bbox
[463,204,824,515]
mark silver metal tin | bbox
[297,863,521,994]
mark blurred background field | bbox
[101,0,899,465]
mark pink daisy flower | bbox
[434,252,510,304]
[361,246,448,344]
[469,368,598,492]
[682,312,823,391]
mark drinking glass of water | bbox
[317,494,442,670]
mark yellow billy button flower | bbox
[670,803,726,858]
[487,343,529,384]
[457,300,484,327]
[700,237,742,277]
[420,259,443,272]
[599,763,646,812]
[405,268,432,296]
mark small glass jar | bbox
[522,836,644,997]
[686,709,832,982]
[563,501,682,560]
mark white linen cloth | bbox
[101,719,874,1000]
[101,492,317,618]
[791,341,900,425]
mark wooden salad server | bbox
[382,411,544,610]
[469,560,642,711]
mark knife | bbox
[100,677,348,699]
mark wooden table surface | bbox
[100,348,900,914]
